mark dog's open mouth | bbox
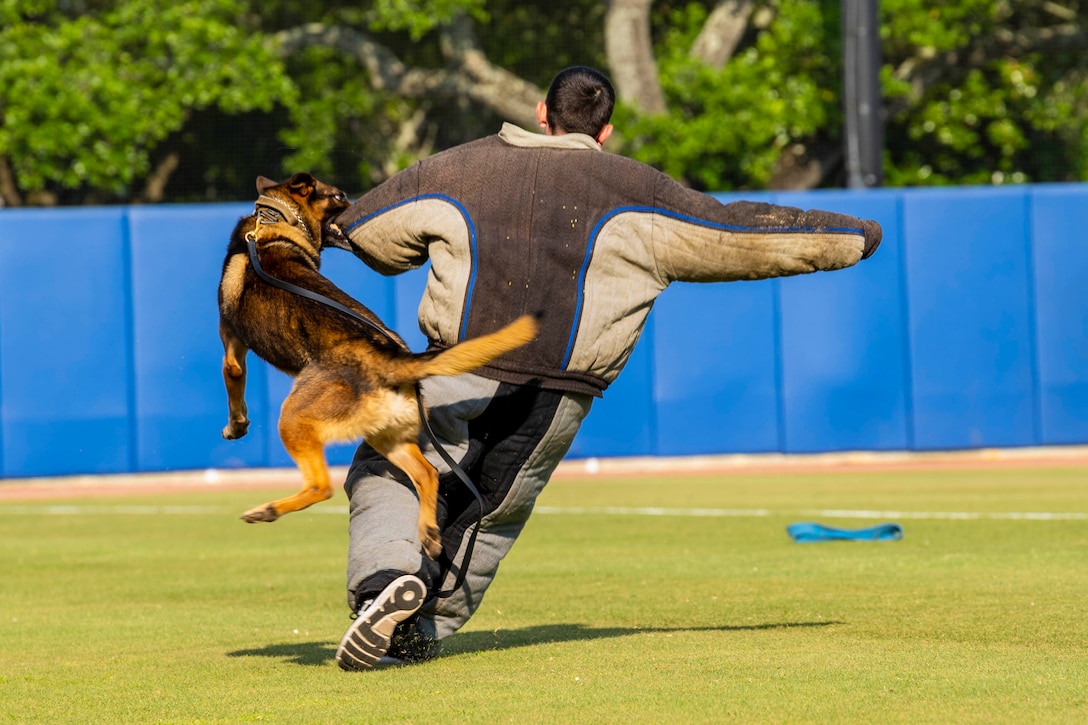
[324,221,352,251]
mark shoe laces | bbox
[348,598,374,621]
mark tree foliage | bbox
[881,0,1088,185]
[1,0,1087,205]
[615,1,843,190]
[0,0,296,204]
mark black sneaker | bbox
[336,574,426,671]
[387,619,442,663]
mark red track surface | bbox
[3,447,1087,502]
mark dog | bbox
[217,173,537,558]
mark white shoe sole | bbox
[335,575,425,672]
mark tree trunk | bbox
[0,156,23,207]
[604,0,667,114]
[439,14,543,129]
[276,20,541,130]
[140,152,180,203]
[690,0,754,68]
[768,142,841,190]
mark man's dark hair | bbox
[544,66,616,137]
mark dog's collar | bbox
[248,193,318,255]
[245,193,320,271]
[254,194,300,226]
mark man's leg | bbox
[336,446,437,672]
[338,374,591,666]
[342,452,438,606]
[418,380,592,639]
[342,375,497,608]
[337,375,499,669]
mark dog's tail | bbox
[395,314,539,382]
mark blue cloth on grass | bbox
[787,522,903,543]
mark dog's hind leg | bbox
[240,378,338,523]
[373,440,443,560]
[220,325,251,440]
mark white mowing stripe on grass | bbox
[0,504,1084,521]
[532,506,1088,522]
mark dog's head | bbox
[253,173,352,252]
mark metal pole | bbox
[842,0,883,188]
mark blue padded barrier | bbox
[263,367,297,468]
[648,192,781,456]
[0,208,134,476]
[652,277,783,456]
[2,183,1088,479]
[901,187,1038,449]
[568,317,656,458]
[1030,185,1088,444]
[391,261,431,354]
[128,204,262,472]
[775,190,911,453]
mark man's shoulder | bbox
[427,134,504,160]
[411,129,672,204]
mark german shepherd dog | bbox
[217,173,537,558]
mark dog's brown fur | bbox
[217,173,537,557]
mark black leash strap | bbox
[418,402,483,600]
[245,235,482,599]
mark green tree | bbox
[614,1,844,191]
[0,0,296,205]
[3,0,1088,205]
[881,0,1088,185]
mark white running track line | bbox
[0,504,1084,521]
[534,506,1088,521]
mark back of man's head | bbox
[544,67,616,137]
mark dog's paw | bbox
[241,504,279,523]
[421,525,442,560]
[222,419,250,440]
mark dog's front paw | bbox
[241,504,279,523]
[421,525,442,560]
[222,419,250,440]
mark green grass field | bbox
[1,466,1086,723]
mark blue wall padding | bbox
[1,183,1086,478]
[901,187,1038,449]
[390,260,431,354]
[568,320,656,458]
[0,208,134,476]
[1030,185,1088,444]
[128,204,270,472]
[775,190,911,453]
[651,278,782,456]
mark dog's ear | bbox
[287,173,316,198]
[256,176,278,194]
